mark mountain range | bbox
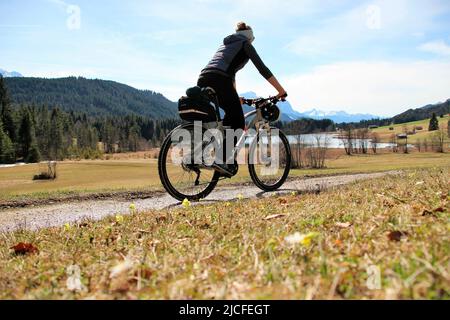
[0,68,23,78]
[392,99,450,123]
[3,76,178,119]
[240,92,380,123]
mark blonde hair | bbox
[236,21,252,31]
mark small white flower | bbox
[284,232,319,247]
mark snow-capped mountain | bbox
[0,68,23,77]
[240,92,380,123]
[301,109,379,123]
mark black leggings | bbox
[197,73,245,130]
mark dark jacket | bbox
[200,34,273,81]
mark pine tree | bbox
[0,75,16,143]
[36,105,50,158]
[18,110,33,158]
[49,108,64,160]
[0,118,16,164]
[26,143,41,163]
[18,109,41,162]
[428,113,439,131]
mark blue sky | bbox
[1,0,450,116]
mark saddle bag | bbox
[178,86,218,123]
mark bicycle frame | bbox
[186,98,275,167]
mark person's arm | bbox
[267,75,287,98]
[244,42,287,98]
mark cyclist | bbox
[197,21,287,175]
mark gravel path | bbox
[0,171,398,232]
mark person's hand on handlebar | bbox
[276,91,288,101]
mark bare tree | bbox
[305,134,330,169]
[423,138,429,152]
[371,132,380,154]
[403,134,409,154]
[340,127,353,155]
[390,134,398,153]
[432,127,446,153]
[291,134,305,169]
[356,128,369,154]
[415,139,422,152]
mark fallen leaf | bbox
[264,214,286,220]
[335,222,352,228]
[155,215,167,223]
[387,231,408,242]
[135,267,153,280]
[422,209,434,216]
[10,242,39,255]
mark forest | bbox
[0,76,179,163]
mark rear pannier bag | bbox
[178,87,218,123]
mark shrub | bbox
[33,161,57,180]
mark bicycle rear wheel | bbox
[248,127,291,191]
[158,123,221,201]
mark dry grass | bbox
[1,153,449,202]
[0,168,448,299]
[371,115,449,144]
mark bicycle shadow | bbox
[162,187,321,210]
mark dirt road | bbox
[0,171,398,232]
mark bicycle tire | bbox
[248,127,291,191]
[158,123,221,201]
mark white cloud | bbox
[287,0,450,56]
[282,60,450,116]
[419,40,450,56]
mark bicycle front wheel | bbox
[158,123,221,201]
[248,127,291,191]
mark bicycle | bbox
[158,93,292,201]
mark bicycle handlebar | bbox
[242,93,288,107]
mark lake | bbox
[244,132,396,149]
[286,133,397,149]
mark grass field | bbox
[371,115,449,144]
[1,152,449,202]
[0,168,448,299]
